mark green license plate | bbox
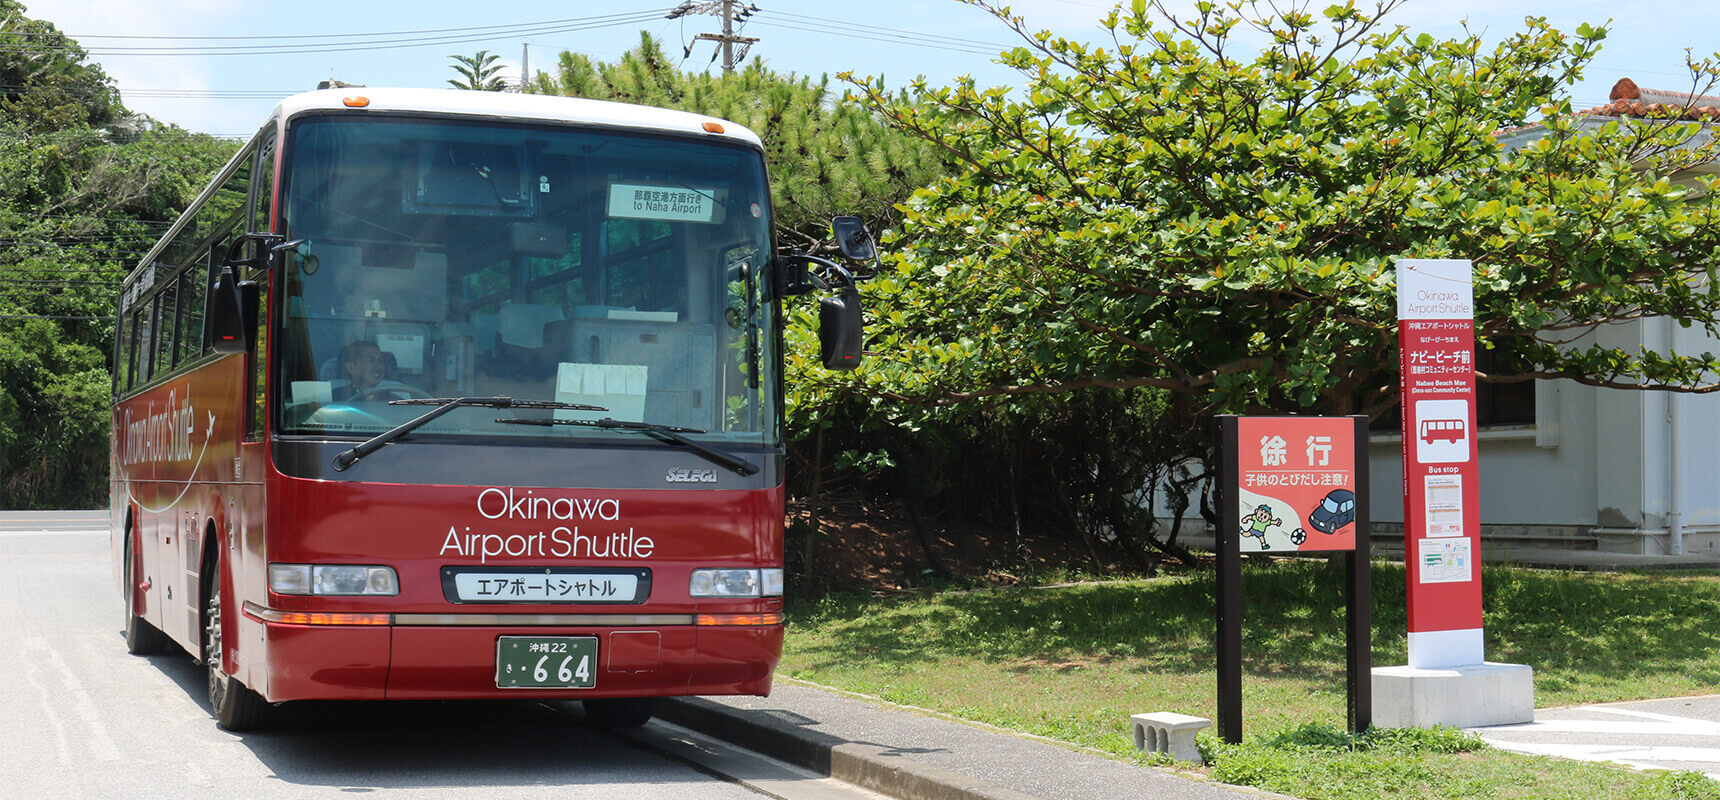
[496,636,598,689]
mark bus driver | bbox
[332,340,422,402]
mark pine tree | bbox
[528,32,947,250]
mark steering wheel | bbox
[351,384,433,401]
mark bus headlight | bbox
[761,568,784,596]
[269,564,399,596]
[690,568,784,598]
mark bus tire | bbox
[205,552,270,731]
[122,529,169,655]
[582,698,656,728]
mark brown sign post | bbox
[1216,415,1371,743]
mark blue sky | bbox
[21,0,1720,137]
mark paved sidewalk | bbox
[658,681,1267,800]
[1471,695,1720,781]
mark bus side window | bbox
[249,263,269,439]
[112,311,134,396]
[178,268,207,366]
[136,296,157,385]
[247,135,275,439]
[153,285,179,378]
[129,307,147,391]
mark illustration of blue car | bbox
[1289,490,1357,545]
[1308,489,1356,534]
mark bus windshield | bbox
[275,115,778,445]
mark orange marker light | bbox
[343,96,371,108]
[243,602,390,626]
[695,612,784,627]
[701,121,725,134]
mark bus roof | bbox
[270,87,765,149]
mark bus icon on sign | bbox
[1413,400,1470,463]
[1419,418,1465,444]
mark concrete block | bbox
[1372,662,1534,729]
[1129,712,1209,763]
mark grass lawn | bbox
[779,560,1720,799]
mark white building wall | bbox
[1363,317,1720,556]
[1367,378,1597,529]
[1667,319,1720,553]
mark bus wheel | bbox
[122,530,168,655]
[205,556,271,731]
[582,698,656,728]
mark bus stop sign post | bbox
[1395,259,1485,667]
[1373,259,1533,729]
[1216,414,1371,744]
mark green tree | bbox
[447,49,508,91]
[529,32,947,249]
[845,0,1720,419]
[0,1,237,507]
[0,318,110,505]
[0,121,237,508]
[0,0,122,131]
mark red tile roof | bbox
[1583,77,1720,121]
[1492,78,1720,137]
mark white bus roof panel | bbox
[270,88,764,148]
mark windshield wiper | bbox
[496,417,760,477]
[331,396,607,471]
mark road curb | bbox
[658,697,1039,800]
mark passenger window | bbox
[153,286,178,376]
[178,267,207,365]
[113,312,134,394]
[136,304,156,384]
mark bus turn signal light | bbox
[695,612,784,627]
[243,602,390,626]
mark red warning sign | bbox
[1234,416,1358,553]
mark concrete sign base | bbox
[1372,662,1535,729]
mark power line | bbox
[19,213,175,223]
[121,89,298,100]
[763,9,1014,52]
[748,18,1000,56]
[0,130,250,140]
[0,83,288,100]
[22,13,671,42]
[669,1,759,74]
[1,12,671,57]
[0,315,115,320]
[0,279,122,286]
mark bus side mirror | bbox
[209,271,260,355]
[831,216,875,262]
[819,288,863,370]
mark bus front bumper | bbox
[241,604,781,702]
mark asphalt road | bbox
[0,509,878,800]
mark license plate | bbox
[496,636,598,689]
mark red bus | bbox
[1419,418,1465,444]
[111,88,869,730]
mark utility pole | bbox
[666,0,759,74]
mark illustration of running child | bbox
[1242,503,1282,550]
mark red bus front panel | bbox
[237,472,784,703]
